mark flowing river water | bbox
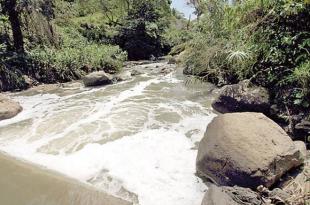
[0,61,216,205]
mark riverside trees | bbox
[0,0,24,53]
[0,0,176,91]
[116,0,172,60]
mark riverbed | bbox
[0,61,216,205]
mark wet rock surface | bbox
[0,94,23,121]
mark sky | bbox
[171,0,196,19]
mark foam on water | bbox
[0,66,216,205]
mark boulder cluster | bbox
[198,81,309,205]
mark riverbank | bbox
[2,59,309,204]
[177,1,310,148]
[184,60,310,204]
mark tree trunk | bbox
[5,0,24,53]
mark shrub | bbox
[182,0,261,84]
[29,43,126,82]
[294,61,310,94]
[116,0,171,60]
[181,0,310,111]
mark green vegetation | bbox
[180,0,310,117]
[2,0,308,125]
[0,0,174,91]
[116,0,172,60]
[163,9,192,54]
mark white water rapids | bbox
[0,62,216,205]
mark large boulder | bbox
[212,80,270,114]
[197,113,305,189]
[83,71,114,87]
[201,184,263,205]
[0,94,23,121]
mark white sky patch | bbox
[171,0,196,19]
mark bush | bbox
[182,0,310,112]
[29,43,126,82]
[116,0,171,60]
[163,11,193,50]
[0,60,27,91]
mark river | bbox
[0,61,216,205]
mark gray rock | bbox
[269,188,290,203]
[201,184,263,205]
[23,75,39,88]
[293,141,307,161]
[201,184,239,205]
[212,80,270,114]
[168,57,177,64]
[83,71,113,87]
[0,94,23,121]
[295,119,310,137]
[295,119,310,131]
[197,112,304,189]
[113,71,132,82]
[131,69,143,76]
[224,186,263,205]
[160,66,175,75]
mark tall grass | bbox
[182,0,310,110]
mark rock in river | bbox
[0,94,22,121]
[212,80,270,114]
[83,71,114,87]
[201,184,262,205]
[197,112,305,189]
[113,71,132,82]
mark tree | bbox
[116,0,171,60]
[1,0,24,53]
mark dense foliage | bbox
[116,0,172,60]
[181,0,310,119]
[0,0,175,91]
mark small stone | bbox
[83,71,113,87]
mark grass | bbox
[0,0,128,92]
[180,0,310,112]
